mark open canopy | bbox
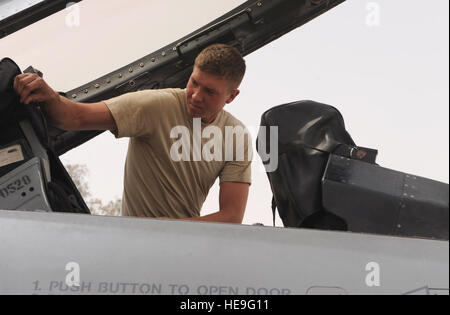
[0,0,81,39]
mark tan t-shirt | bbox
[104,88,252,218]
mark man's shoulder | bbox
[161,88,186,98]
[134,88,186,101]
[104,88,185,106]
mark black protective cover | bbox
[257,100,368,228]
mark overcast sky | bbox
[1,0,448,226]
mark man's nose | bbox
[192,89,203,103]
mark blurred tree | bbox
[65,164,91,199]
[89,197,122,217]
[65,163,121,216]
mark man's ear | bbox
[226,89,240,104]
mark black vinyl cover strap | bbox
[272,197,277,227]
[280,137,347,157]
[18,66,58,152]
[279,138,378,164]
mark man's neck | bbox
[202,116,215,124]
[201,112,221,124]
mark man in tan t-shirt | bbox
[13,44,252,224]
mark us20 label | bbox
[0,175,32,199]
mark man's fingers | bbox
[20,77,41,103]
[13,74,28,91]
[23,91,47,105]
[23,94,35,105]
[14,73,32,91]
[14,73,39,96]
[14,73,58,107]
[23,94,44,105]
[20,74,40,94]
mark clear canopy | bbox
[0,0,45,22]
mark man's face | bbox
[186,67,240,124]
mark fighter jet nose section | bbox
[0,58,90,214]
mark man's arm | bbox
[14,73,116,131]
[180,182,250,224]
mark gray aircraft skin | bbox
[0,210,448,295]
[0,0,449,295]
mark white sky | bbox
[1,0,448,226]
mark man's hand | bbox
[13,73,70,128]
[14,73,60,106]
[140,216,171,220]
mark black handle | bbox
[174,8,254,58]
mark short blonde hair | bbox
[194,44,246,89]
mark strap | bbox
[25,104,52,150]
[279,139,378,164]
[22,65,52,150]
[279,136,347,156]
[271,197,277,227]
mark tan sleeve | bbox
[219,128,253,185]
[219,160,252,185]
[104,89,178,138]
